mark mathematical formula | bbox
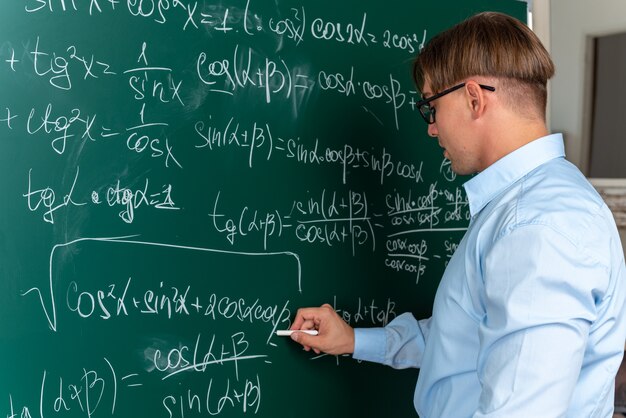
[1,1,470,416]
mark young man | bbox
[289,12,626,418]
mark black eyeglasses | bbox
[416,83,496,124]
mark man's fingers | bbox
[290,330,318,350]
[288,304,354,355]
[290,318,315,332]
[291,306,330,331]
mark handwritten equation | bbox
[0,0,474,417]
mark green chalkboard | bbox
[0,1,526,417]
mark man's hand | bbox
[289,304,355,355]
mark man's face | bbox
[422,80,482,176]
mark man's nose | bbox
[427,123,438,138]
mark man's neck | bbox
[480,117,549,170]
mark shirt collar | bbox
[463,133,566,217]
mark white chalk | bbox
[276,330,319,336]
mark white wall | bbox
[538,0,626,172]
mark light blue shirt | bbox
[354,134,626,417]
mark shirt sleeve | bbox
[352,312,432,369]
[474,224,605,417]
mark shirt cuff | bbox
[353,327,387,364]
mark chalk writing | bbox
[162,375,262,417]
[209,190,379,255]
[23,167,86,224]
[196,44,314,105]
[63,277,292,338]
[194,115,426,183]
[3,1,472,417]
[24,169,179,224]
[23,236,303,332]
[20,1,427,57]
[26,104,97,155]
[333,295,398,327]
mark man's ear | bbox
[465,81,487,120]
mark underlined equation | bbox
[23,167,179,224]
[15,238,289,413]
[15,236,309,417]
[4,352,264,417]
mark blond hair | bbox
[413,12,555,118]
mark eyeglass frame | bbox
[416,82,496,124]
